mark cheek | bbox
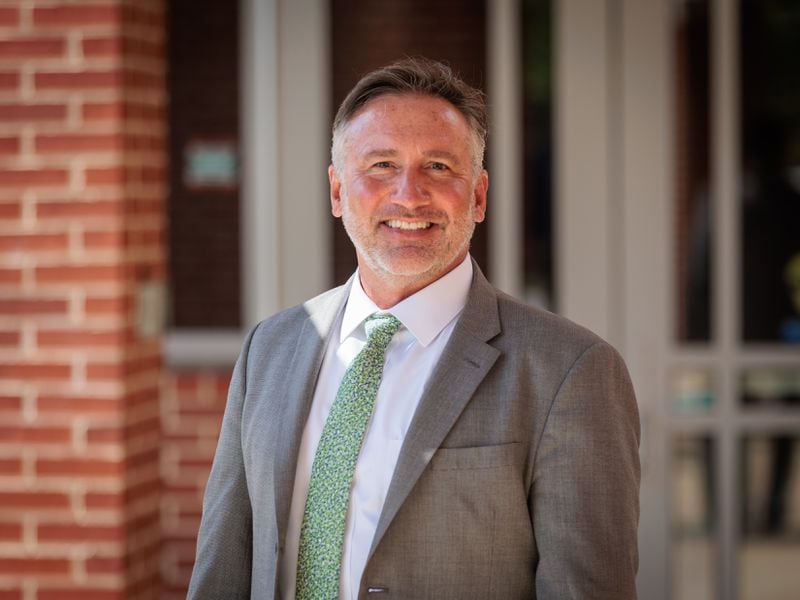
[342,179,389,215]
[351,176,389,197]
[437,184,477,214]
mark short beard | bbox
[339,186,476,288]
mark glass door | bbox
[556,1,800,598]
[620,0,800,598]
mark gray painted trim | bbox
[712,0,740,597]
[241,0,281,328]
[487,0,523,299]
[619,0,671,597]
[164,329,244,368]
[555,0,613,340]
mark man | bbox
[188,58,640,599]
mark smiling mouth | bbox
[384,219,433,231]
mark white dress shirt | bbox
[279,255,473,600]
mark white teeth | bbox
[385,219,432,231]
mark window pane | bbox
[672,368,715,414]
[740,434,800,600]
[674,0,712,342]
[522,0,553,309]
[167,0,241,328]
[741,368,800,408]
[740,0,800,343]
[671,434,715,600]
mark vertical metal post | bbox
[711,0,740,598]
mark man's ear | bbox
[329,165,343,218]
[473,169,489,223]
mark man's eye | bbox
[373,161,392,169]
[430,162,449,171]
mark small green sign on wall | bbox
[184,139,238,191]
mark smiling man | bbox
[330,91,487,308]
[188,58,640,600]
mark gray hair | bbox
[331,57,488,176]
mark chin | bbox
[368,250,462,284]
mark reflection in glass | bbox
[671,435,715,600]
[740,435,800,600]
[673,368,715,413]
[741,369,800,408]
[674,0,711,342]
[740,0,800,343]
[522,0,553,309]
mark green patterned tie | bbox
[296,313,403,600]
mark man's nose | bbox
[391,169,430,207]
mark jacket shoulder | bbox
[492,290,622,364]
[248,283,348,344]
[496,290,600,340]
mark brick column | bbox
[160,372,229,598]
[0,2,166,598]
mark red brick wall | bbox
[159,371,228,599]
[3,2,492,599]
[0,1,166,598]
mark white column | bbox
[277,0,331,309]
[241,0,282,327]
[554,0,613,340]
[488,0,523,299]
[619,0,671,597]
[241,0,331,328]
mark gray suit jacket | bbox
[188,263,640,599]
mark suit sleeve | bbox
[186,326,257,600]
[531,341,641,599]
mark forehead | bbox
[341,93,472,150]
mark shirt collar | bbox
[340,254,473,347]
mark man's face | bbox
[329,93,488,298]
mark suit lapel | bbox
[273,281,351,546]
[369,263,502,557]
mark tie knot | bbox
[364,313,402,340]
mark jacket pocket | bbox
[428,442,521,471]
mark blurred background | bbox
[0,0,798,598]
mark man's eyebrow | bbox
[359,149,462,163]
[361,149,399,159]
[422,150,461,163]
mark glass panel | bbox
[168,0,241,328]
[672,368,715,414]
[671,434,715,600]
[740,435,800,600]
[522,0,553,309]
[674,0,712,342]
[740,0,800,343]
[741,368,800,408]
